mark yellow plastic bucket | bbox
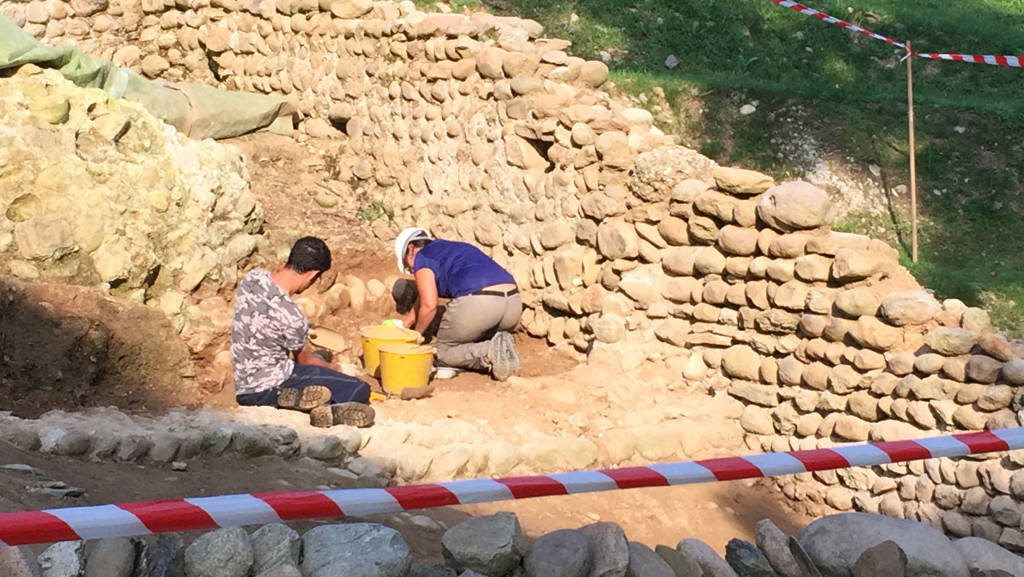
[360,325,420,378]
[378,343,435,396]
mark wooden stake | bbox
[906,41,918,263]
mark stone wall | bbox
[4,0,1024,553]
[0,0,671,242]
[7,512,1022,577]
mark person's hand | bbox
[402,309,417,330]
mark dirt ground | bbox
[232,133,392,256]
[0,280,200,418]
[0,131,815,556]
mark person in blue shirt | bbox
[394,228,522,381]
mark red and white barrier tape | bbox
[914,53,1024,68]
[1,428,1021,546]
[766,0,904,47]
[767,0,1024,67]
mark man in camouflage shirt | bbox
[231,237,374,428]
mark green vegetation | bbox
[357,201,389,222]
[425,0,1024,335]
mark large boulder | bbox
[851,541,906,577]
[597,220,640,260]
[754,520,801,577]
[630,145,717,201]
[592,314,627,344]
[756,182,831,232]
[579,522,629,577]
[722,345,763,381]
[724,540,776,577]
[134,534,182,577]
[797,513,969,577]
[83,539,135,577]
[250,524,300,574]
[654,546,703,577]
[952,537,1024,576]
[442,513,524,577]
[832,249,892,281]
[1004,359,1024,385]
[676,539,737,577]
[184,527,254,577]
[879,292,942,327]
[595,132,633,170]
[326,0,372,18]
[507,135,552,171]
[301,524,411,577]
[713,166,774,196]
[0,70,262,305]
[522,530,592,577]
[38,542,85,577]
[924,328,977,356]
[625,542,674,577]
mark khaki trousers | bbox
[435,293,522,371]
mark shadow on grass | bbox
[499,0,1024,111]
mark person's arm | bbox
[294,342,337,369]
[413,268,439,336]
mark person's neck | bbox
[270,268,302,295]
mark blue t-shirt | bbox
[413,240,515,299]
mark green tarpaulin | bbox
[0,15,293,139]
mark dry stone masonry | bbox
[3,512,1022,577]
[2,0,1024,556]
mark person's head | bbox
[285,236,331,293]
[394,227,433,274]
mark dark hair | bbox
[286,237,332,273]
[409,238,433,250]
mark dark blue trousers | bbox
[236,364,371,406]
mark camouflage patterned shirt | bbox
[231,269,309,395]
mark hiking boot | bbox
[489,331,521,382]
[310,402,375,428]
[277,385,332,412]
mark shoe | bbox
[489,331,521,382]
[432,362,461,380]
[310,402,375,428]
[277,385,332,412]
[434,367,459,380]
[311,349,333,363]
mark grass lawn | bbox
[420,0,1024,336]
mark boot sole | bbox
[491,332,521,381]
[277,385,332,412]
[310,402,375,428]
